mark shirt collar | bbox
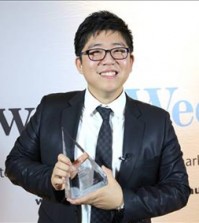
[84,89,126,118]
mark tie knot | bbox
[96,106,112,121]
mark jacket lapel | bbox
[117,95,145,184]
[61,91,85,161]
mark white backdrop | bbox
[0,1,198,222]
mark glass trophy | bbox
[62,128,108,199]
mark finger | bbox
[53,168,70,179]
[53,177,66,190]
[56,160,71,171]
[67,198,81,205]
[73,152,89,168]
[51,172,66,190]
[58,153,72,166]
[52,162,71,185]
[54,175,65,185]
[54,184,65,190]
[67,195,91,205]
[102,165,113,177]
[67,189,97,205]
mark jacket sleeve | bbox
[5,96,65,202]
[120,112,191,222]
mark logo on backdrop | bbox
[0,87,198,136]
[0,167,5,178]
[191,187,199,195]
[126,87,199,127]
[35,198,42,205]
[0,108,35,135]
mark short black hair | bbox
[74,10,134,57]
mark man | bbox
[5,10,190,223]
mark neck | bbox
[88,88,123,105]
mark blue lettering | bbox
[143,88,162,107]
[126,87,198,127]
[144,87,177,110]
[126,88,140,100]
[126,87,178,109]
[172,100,193,126]
[196,103,199,121]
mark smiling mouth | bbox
[99,71,118,77]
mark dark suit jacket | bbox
[5,90,190,223]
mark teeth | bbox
[100,71,116,76]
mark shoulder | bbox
[40,90,85,107]
[32,90,85,117]
[43,90,84,101]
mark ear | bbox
[130,54,134,65]
[129,54,134,73]
[75,57,83,74]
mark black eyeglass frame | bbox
[80,47,130,61]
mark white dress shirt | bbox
[75,89,126,223]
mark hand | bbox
[51,153,89,191]
[51,154,73,190]
[67,166,124,210]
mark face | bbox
[76,30,134,103]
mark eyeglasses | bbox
[80,47,130,61]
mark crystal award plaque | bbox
[62,128,108,199]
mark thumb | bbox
[102,165,113,177]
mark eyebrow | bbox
[87,42,126,49]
